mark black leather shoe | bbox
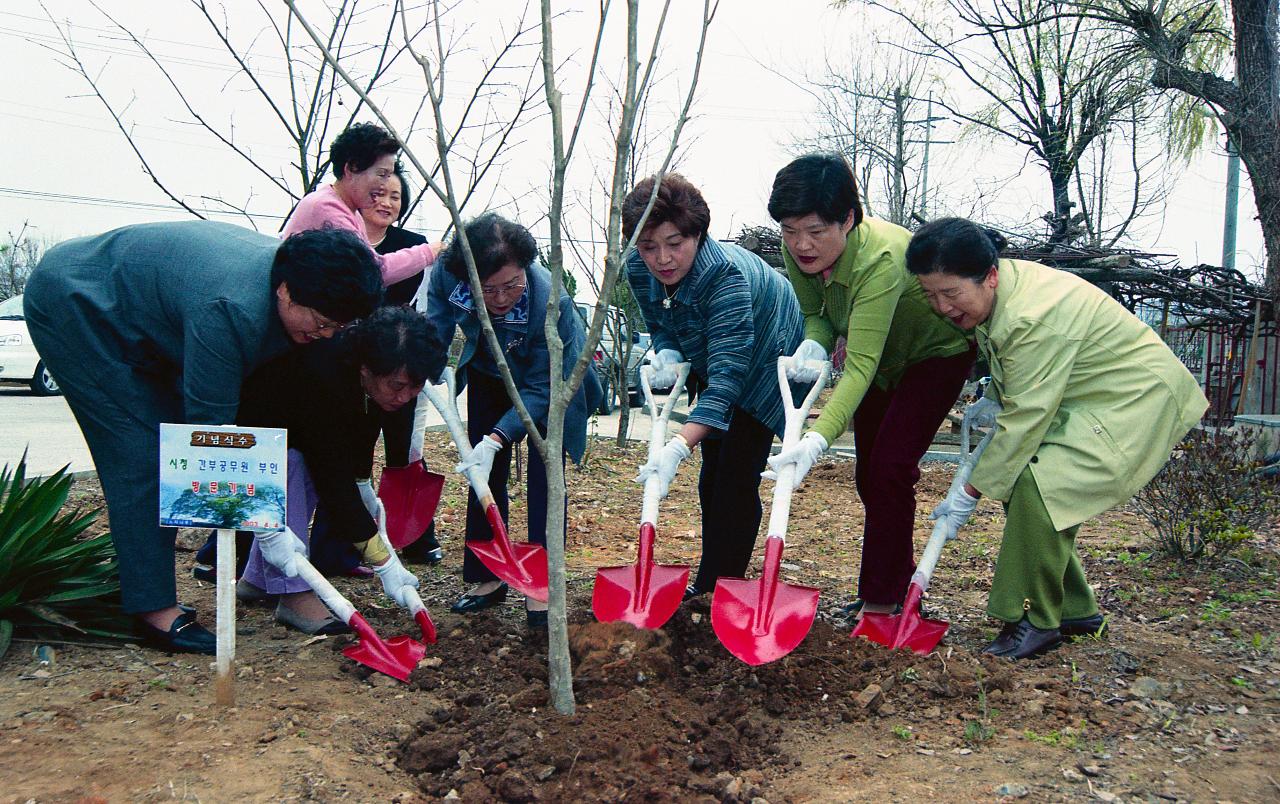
[192,563,216,583]
[983,617,1062,659]
[683,584,707,602]
[836,599,902,622]
[401,523,444,565]
[1061,612,1108,638]
[837,598,865,619]
[136,611,216,655]
[526,608,548,630]
[450,583,509,613]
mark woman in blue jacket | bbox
[622,173,804,598]
[425,213,600,629]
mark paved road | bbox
[0,380,967,482]
[0,387,94,477]
[0,384,681,479]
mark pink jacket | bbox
[282,184,435,286]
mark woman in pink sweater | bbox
[284,123,443,286]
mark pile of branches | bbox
[1004,241,1269,327]
[734,225,1269,328]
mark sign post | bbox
[159,424,287,706]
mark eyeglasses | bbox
[480,277,527,298]
[299,303,343,334]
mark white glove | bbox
[372,551,420,608]
[355,478,379,517]
[646,348,684,389]
[456,435,503,485]
[763,431,828,490]
[786,340,828,384]
[931,485,980,541]
[636,434,691,499]
[256,528,307,578]
[965,396,1002,429]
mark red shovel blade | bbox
[711,536,820,666]
[415,609,438,645]
[342,613,426,683]
[592,522,690,629]
[850,582,947,654]
[378,464,445,549]
[466,503,549,602]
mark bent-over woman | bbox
[908,217,1208,658]
[236,307,448,634]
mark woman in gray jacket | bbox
[23,223,383,653]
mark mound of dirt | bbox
[389,596,1018,801]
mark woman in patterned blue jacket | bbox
[425,213,601,629]
[623,173,804,598]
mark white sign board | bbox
[158,423,287,531]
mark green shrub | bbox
[1133,429,1279,562]
[0,456,130,660]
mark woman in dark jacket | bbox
[236,307,449,634]
[425,213,601,629]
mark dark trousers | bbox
[691,408,776,593]
[462,371,565,584]
[853,346,975,604]
[24,305,181,614]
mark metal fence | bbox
[1161,320,1280,425]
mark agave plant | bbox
[0,454,132,660]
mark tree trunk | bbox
[542,409,575,713]
[1230,0,1280,320]
[1047,164,1075,243]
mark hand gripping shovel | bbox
[422,367,549,602]
[372,500,438,646]
[293,555,426,683]
[851,414,996,654]
[592,362,693,628]
[712,357,830,666]
[377,462,445,549]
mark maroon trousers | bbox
[853,345,975,604]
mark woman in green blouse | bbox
[766,153,973,620]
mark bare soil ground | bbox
[2,432,1279,802]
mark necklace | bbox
[368,233,387,248]
[661,282,678,309]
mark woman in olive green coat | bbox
[909,218,1208,659]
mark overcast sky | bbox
[0,0,1264,284]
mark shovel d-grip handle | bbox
[639,362,692,526]
[423,367,496,500]
[912,416,996,592]
[764,357,830,541]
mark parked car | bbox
[575,303,655,413]
[0,294,60,395]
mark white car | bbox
[0,294,60,395]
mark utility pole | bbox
[921,93,933,221]
[1222,134,1241,272]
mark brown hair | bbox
[621,173,711,243]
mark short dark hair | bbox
[329,123,400,180]
[767,153,863,227]
[342,306,446,386]
[441,212,537,282]
[905,217,1008,280]
[621,173,711,243]
[394,170,413,223]
[272,228,383,322]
